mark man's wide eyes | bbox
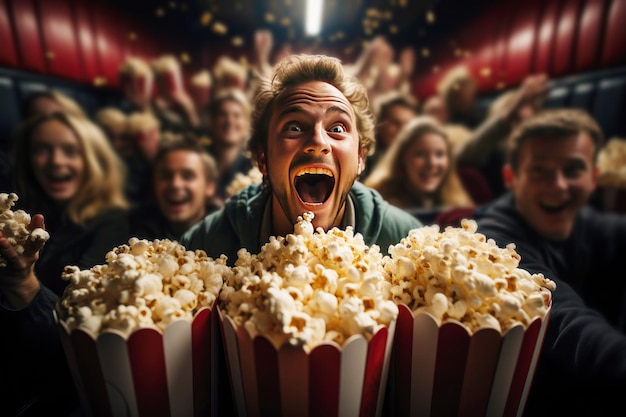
[286,123,302,132]
[330,124,346,133]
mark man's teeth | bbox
[296,167,333,177]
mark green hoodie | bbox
[180,181,422,264]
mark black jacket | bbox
[475,193,626,416]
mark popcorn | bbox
[225,166,264,197]
[597,138,626,187]
[219,212,398,352]
[56,237,229,337]
[384,219,556,333]
[0,193,50,267]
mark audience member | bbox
[10,112,130,296]
[151,54,202,133]
[474,108,626,416]
[212,55,249,97]
[94,106,131,158]
[205,88,254,202]
[436,64,484,129]
[20,89,87,120]
[118,56,154,114]
[421,94,448,125]
[360,91,419,180]
[180,54,423,263]
[1,111,130,417]
[364,115,474,221]
[130,133,222,240]
[128,110,162,163]
[251,28,275,82]
[456,73,548,198]
[190,69,213,111]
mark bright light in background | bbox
[305,0,323,36]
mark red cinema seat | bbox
[0,0,18,68]
[505,0,542,87]
[602,0,626,67]
[433,207,476,229]
[11,0,46,74]
[534,0,561,74]
[575,0,608,73]
[551,0,582,76]
[457,166,493,205]
[73,0,100,83]
[38,0,83,81]
[92,3,124,88]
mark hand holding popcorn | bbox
[0,193,50,267]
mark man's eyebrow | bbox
[276,104,352,119]
[277,106,303,118]
[325,105,351,117]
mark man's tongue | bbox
[296,175,331,204]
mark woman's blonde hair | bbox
[12,112,129,225]
[22,90,87,119]
[364,115,474,209]
[249,54,376,162]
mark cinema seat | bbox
[570,82,596,110]
[433,207,476,229]
[0,75,19,147]
[592,75,626,138]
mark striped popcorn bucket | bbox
[55,304,219,417]
[218,307,397,417]
[386,304,551,417]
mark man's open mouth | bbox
[539,202,568,214]
[294,167,335,205]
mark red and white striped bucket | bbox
[386,304,551,417]
[218,307,397,417]
[55,305,218,417]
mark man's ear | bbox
[502,164,515,189]
[357,149,366,176]
[205,181,216,199]
[257,149,268,175]
[592,165,599,188]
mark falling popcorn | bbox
[219,211,398,351]
[0,193,50,267]
[384,219,556,333]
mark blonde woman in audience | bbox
[364,115,474,217]
[3,111,130,417]
[11,111,130,296]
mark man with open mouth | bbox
[180,54,422,264]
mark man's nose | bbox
[304,125,330,155]
[553,170,568,189]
